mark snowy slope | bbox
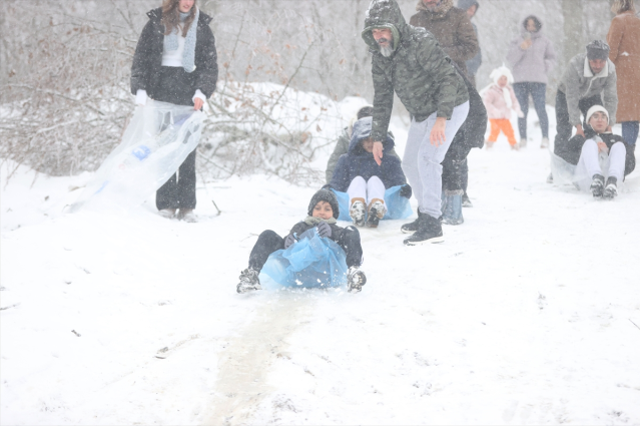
[2,108,640,425]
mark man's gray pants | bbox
[403,101,470,219]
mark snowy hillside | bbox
[2,105,640,425]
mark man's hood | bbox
[361,0,408,52]
[415,0,454,19]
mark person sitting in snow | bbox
[553,105,635,199]
[325,106,400,184]
[328,116,411,228]
[236,189,366,294]
[481,65,524,150]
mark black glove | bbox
[284,233,296,249]
[316,222,332,238]
[400,184,412,198]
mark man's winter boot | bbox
[403,213,444,246]
[159,208,176,219]
[590,174,605,198]
[401,209,423,234]
[347,266,367,293]
[462,192,473,208]
[349,199,366,227]
[177,208,197,223]
[237,267,261,293]
[441,189,464,225]
[366,199,386,228]
[603,176,618,199]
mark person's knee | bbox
[257,230,283,246]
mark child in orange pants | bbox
[482,66,524,149]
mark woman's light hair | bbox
[611,0,635,14]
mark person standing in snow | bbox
[607,0,640,147]
[554,105,634,199]
[363,0,470,245]
[131,0,218,222]
[328,116,410,228]
[236,189,366,294]
[554,40,618,155]
[410,0,478,208]
[506,15,556,149]
[481,66,524,150]
[325,106,400,184]
[457,0,482,88]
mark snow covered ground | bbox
[2,106,640,425]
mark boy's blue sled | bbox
[259,228,348,290]
[331,185,413,222]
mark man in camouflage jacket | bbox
[362,0,470,245]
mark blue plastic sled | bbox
[332,185,413,222]
[259,228,348,291]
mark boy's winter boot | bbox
[347,266,367,293]
[403,213,444,246]
[590,174,605,198]
[237,267,261,293]
[349,198,366,227]
[441,189,464,225]
[366,199,387,228]
[603,176,618,199]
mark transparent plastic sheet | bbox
[259,228,348,291]
[332,185,413,222]
[70,101,204,212]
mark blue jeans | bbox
[513,82,549,139]
[622,121,639,146]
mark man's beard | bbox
[378,41,394,57]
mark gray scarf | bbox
[163,8,199,73]
[303,216,337,226]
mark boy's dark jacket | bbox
[555,128,635,176]
[329,117,407,192]
[130,8,218,99]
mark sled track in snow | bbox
[201,293,315,425]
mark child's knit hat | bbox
[308,189,340,219]
[489,65,514,85]
[586,105,609,124]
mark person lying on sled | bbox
[236,189,366,294]
[328,116,412,228]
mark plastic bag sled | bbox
[259,228,348,291]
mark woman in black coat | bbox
[131,0,218,221]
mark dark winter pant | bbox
[513,82,549,140]
[153,66,199,210]
[554,91,602,149]
[248,228,363,272]
[622,121,639,146]
[156,149,197,210]
[442,133,472,193]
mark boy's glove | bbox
[284,234,296,249]
[400,184,412,198]
[316,222,332,238]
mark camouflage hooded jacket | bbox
[362,0,469,143]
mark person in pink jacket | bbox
[482,66,524,150]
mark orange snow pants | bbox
[488,118,517,146]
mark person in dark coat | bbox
[329,116,409,228]
[237,189,366,294]
[554,105,634,199]
[325,106,400,184]
[131,0,218,222]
